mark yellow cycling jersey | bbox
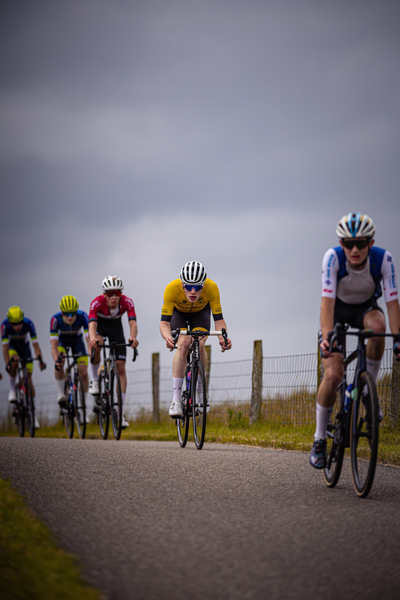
[161,279,223,321]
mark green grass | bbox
[2,407,399,466]
[0,478,101,600]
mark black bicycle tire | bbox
[15,383,25,438]
[177,369,190,447]
[64,379,74,439]
[26,380,35,438]
[110,368,123,440]
[323,384,345,488]
[75,373,86,440]
[192,361,207,450]
[98,371,109,440]
[350,371,379,498]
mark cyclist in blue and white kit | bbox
[2,306,46,429]
[310,213,400,469]
[50,295,90,423]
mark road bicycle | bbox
[57,350,87,440]
[171,327,228,450]
[323,323,399,498]
[91,341,138,441]
[11,356,46,438]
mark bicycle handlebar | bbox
[327,323,400,355]
[171,327,228,352]
[90,342,138,364]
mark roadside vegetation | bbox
[2,406,400,466]
[0,478,101,600]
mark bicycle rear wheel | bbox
[323,384,345,488]
[192,361,207,450]
[64,380,74,439]
[75,373,86,440]
[98,371,109,440]
[177,370,190,448]
[110,368,123,440]
[15,386,25,438]
[350,371,379,498]
[26,381,36,438]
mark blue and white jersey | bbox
[50,311,89,342]
[1,318,38,348]
[321,246,398,305]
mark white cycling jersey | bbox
[321,248,398,305]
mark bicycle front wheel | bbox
[15,386,25,438]
[64,380,74,439]
[192,361,207,450]
[177,370,190,448]
[110,368,123,440]
[323,384,345,488]
[26,381,36,438]
[75,374,86,440]
[98,371,109,440]
[350,371,379,498]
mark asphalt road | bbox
[1,437,400,600]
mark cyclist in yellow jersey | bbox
[160,261,232,418]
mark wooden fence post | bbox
[249,340,263,426]
[205,344,211,391]
[390,354,400,429]
[152,352,160,423]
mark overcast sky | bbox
[1,0,400,389]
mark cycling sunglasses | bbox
[184,284,204,292]
[342,239,370,250]
[105,290,122,298]
[62,312,77,317]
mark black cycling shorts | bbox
[96,317,126,361]
[318,296,384,355]
[170,304,211,332]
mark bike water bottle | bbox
[344,384,353,413]
[187,370,191,390]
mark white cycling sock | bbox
[173,378,183,401]
[314,404,333,440]
[56,379,65,399]
[9,376,16,392]
[91,364,99,380]
[366,358,381,382]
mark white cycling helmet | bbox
[101,275,124,291]
[336,213,376,239]
[180,261,207,285]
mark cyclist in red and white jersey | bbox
[88,276,138,429]
[310,213,400,469]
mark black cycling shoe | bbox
[309,439,327,469]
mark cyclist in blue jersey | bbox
[2,306,46,429]
[50,295,90,423]
[310,213,400,469]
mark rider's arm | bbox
[160,321,175,349]
[387,299,400,336]
[319,297,336,355]
[214,318,232,350]
[88,321,98,350]
[50,338,60,363]
[2,342,10,367]
[128,318,138,347]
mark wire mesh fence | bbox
[0,348,398,430]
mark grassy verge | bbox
[0,478,101,600]
[2,409,399,466]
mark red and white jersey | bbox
[89,295,137,322]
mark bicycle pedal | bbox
[92,405,100,414]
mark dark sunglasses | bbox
[105,290,122,298]
[62,312,77,317]
[184,284,203,292]
[342,239,370,250]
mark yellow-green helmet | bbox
[7,306,24,324]
[60,295,79,315]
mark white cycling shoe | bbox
[121,415,129,429]
[89,380,99,395]
[8,390,17,403]
[35,417,40,429]
[197,398,210,414]
[169,400,183,418]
